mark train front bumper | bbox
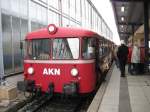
[63,82,78,95]
[17,80,35,92]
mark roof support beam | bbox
[0,0,5,81]
[118,22,143,26]
[144,1,149,68]
[119,32,132,35]
[111,0,148,2]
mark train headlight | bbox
[71,68,78,77]
[27,67,34,75]
[47,24,57,34]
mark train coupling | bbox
[17,80,35,92]
[63,82,78,96]
[46,83,54,97]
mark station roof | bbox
[110,0,149,41]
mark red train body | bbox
[18,24,114,95]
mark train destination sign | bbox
[43,68,60,75]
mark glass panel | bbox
[62,0,69,15]
[21,19,28,66]
[62,17,69,27]
[21,19,28,40]
[31,21,39,31]
[99,39,103,57]
[53,38,79,59]
[20,0,28,16]
[1,0,10,10]
[26,39,50,60]
[103,40,108,55]
[48,0,58,9]
[81,0,86,27]
[82,37,96,59]
[29,1,37,19]
[12,16,22,72]
[41,6,47,23]
[37,5,42,22]
[76,0,81,21]
[48,11,59,26]
[11,0,19,14]
[2,14,13,74]
[70,0,75,18]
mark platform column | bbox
[144,1,149,71]
[28,0,31,32]
[131,25,134,45]
[0,0,5,83]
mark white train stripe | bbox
[24,59,95,64]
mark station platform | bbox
[0,74,25,112]
[88,64,150,112]
[5,74,23,87]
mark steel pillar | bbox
[144,2,149,70]
[131,25,134,45]
[0,0,5,82]
[28,0,31,32]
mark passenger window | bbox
[99,40,103,57]
[82,37,96,59]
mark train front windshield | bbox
[25,38,79,60]
[53,38,79,59]
[26,39,51,60]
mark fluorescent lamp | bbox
[121,5,125,12]
[121,16,124,21]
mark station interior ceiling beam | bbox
[111,0,149,2]
[118,22,143,26]
[110,0,146,41]
[119,32,132,35]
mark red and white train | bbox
[18,24,114,96]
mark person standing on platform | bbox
[117,40,129,77]
[131,43,140,75]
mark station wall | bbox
[0,0,113,75]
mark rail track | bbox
[17,94,52,112]
[17,94,92,112]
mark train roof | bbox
[26,25,99,40]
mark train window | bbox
[52,38,79,59]
[99,40,103,57]
[82,38,96,59]
[26,39,50,60]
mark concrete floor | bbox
[98,65,150,112]
[5,74,23,86]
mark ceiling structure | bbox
[110,0,150,42]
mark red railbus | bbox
[18,24,114,95]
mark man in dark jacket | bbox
[117,40,129,77]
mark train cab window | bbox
[82,38,96,59]
[52,38,79,59]
[26,39,50,60]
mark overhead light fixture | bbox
[121,16,125,21]
[121,5,125,12]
